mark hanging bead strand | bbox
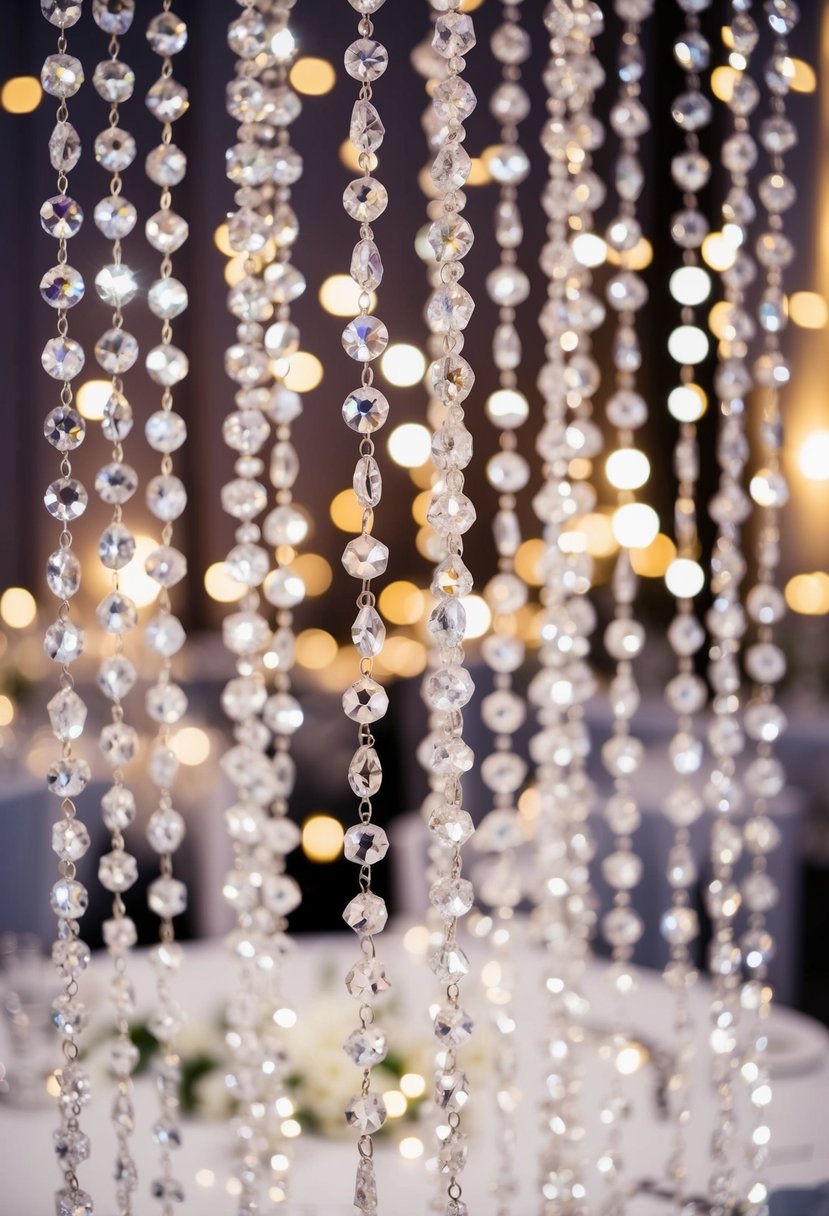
[39,5,94,1215]
[530,6,604,1211]
[740,3,801,1210]
[596,4,654,1210]
[89,2,143,1211]
[338,1,394,1210]
[423,5,479,1215]
[220,2,305,1209]
[659,0,716,1208]
[142,6,191,1211]
[474,5,532,1212]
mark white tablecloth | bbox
[2,927,827,1214]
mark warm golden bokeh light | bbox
[381,344,427,389]
[630,532,676,578]
[412,490,432,526]
[289,57,335,96]
[121,535,162,608]
[668,383,707,423]
[0,694,14,727]
[710,65,739,104]
[279,351,320,393]
[295,628,338,670]
[76,379,112,422]
[339,139,377,174]
[379,635,427,679]
[1,76,42,114]
[515,538,545,587]
[702,231,737,272]
[708,300,732,341]
[319,274,375,317]
[292,553,332,596]
[224,253,249,286]
[214,222,233,257]
[0,587,37,629]
[301,814,344,862]
[567,512,618,559]
[388,422,431,467]
[171,726,211,766]
[379,581,424,626]
[789,57,816,93]
[461,594,491,639]
[798,431,829,481]
[204,561,246,604]
[785,572,829,615]
[606,237,653,270]
[330,489,363,533]
[789,291,828,329]
[466,157,491,186]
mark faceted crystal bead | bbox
[92,0,135,32]
[433,1005,474,1046]
[146,77,189,122]
[434,12,476,58]
[41,54,84,98]
[431,944,470,982]
[342,386,389,432]
[93,58,135,103]
[52,937,91,979]
[146,142,187,186]
[95,329,138,375]
[343,891,388,937]
[342,532,389,580]
[146,344,189,386]
[93,195,136,241]
[342,316,388,362]
[351,605,386,659]
[147,277,188,320]
[56,1188,93,1216]
[40,264,85,309]
[602,906,644,947]
[348,745,383,797]
[42,337,85,381]
[345,1092,387,1135]
[147,10,187,54]
[489,144,530,186]
[343,1024,388,1066]
[98,850,138,894]
[146,612,187,657]
[661,906,699,946]
[47,688,87,743]
[147,808,186,854]
[40,195,83,240]
[424,665,474,711]
[427,490,476,536]
[354,1155,378,1215]
[146,474,187,522]
[428,598,466,647]
[429,214,474,262]
[263,691,303,736]
[432,144,472,192]
[46,549,81,600]
[99,719,138,767]
[51,878,88,919]
[44,478,87,523]
[431,353,475,404]
[146,209,189,253]
[345,956,391,1001]
[42,0,82,27]
[487,264,530,306]
[344,38,388,81]
[94,127,136,172]
[429,806,474,848]
[427,283,475,333]
[343,676,388,723]
[145,545,187,588]
[350,101,385,153]
[51,817,91,861]
[343,177,388,223]
[148,876,187,919]
[95,462,138,504]
[432,554,473,599]
[344,822,389,865]
[44,619,84,664]
[353,454,382,509]
[98,657,137,702]
[95,263,137,308]
[146,682,187,725]
[49,121,81,173]
[433,76,477,123]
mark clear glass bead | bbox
[41,54,84,98]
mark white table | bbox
[2,927,827,1214]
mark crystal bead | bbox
[98,850,138,894]
[94,263,138,308]
[342,532,389,580]
[351,605,386,660]
[489,144,530,186]
[350,100,385,154]
[94,127,136,172]
[95,462,138,504]
[432,554,473,598]
[345,957,390,1001]
[353,454,382,509]
[47,688,87,743]
[52,937,90,979]
[348,745,383,797]
[150,1178,185,1204]
[434,11,476,58]
[51,817,91,861]
[661,906,699,946]
[42,0,82,26]
[428,598,466,647]
[92,58,135,103]
[487,265,530,307]
[51,878,88,919]
[343,1025,388,1066]
[146,410,187,454]
[146,344,188,386]
[342,386,389,432]
[41,54,84,98]
[145,545,187,588]
[427,490,476,536]
[429,214,474,262]
[433,1005,474,1046]
[44,618,84,664]
[99,719,138,767]
[42,337,85,381]
[343,677,388,723]
[147,807,186,854]
[146,77,189,122]
[92,196,135,241]
[146,682,187,725]
[602,906,644,947]
[147,10,186,54]
[345,38,388,81]
[98,657,137,701]
[345,1092,387,1135]
[44,477,87,523]
[427,283,475,333]
[342,315,388,362]
[46,548,81,600]
[344,891,388,937]
[49,121,81,173]
[147,209,189,254]
[425,665,475,712]
[344,822,389,866]
[148,876,187,919]
[343,176,388,224]
[146,142,187,186]
[429,804,475,848]
[40,195,83,241]
[146,474,187,522]
[147,277,188,320]
[95,328,138,374]
[56,1188,93,1216]
[354,1155,378,1215]
[431,944,470,981]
